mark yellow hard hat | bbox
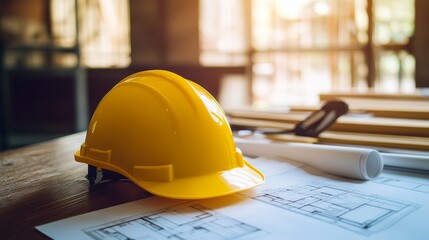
[75,70,264,199]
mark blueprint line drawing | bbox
[248,183,419,235]
[83,203,268,240]
[374,177,429,193]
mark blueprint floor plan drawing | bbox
[374,177,429,193]
[249,183,420,235]
[83,203,267,240]
[37,156,429,240]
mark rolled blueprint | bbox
[234,137,383,180]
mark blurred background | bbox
[1,0,428,150]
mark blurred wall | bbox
[1,0,245,149]
[415,0,429,88]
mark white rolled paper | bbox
[235,137,383,180]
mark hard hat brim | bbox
[75,150,264,199]
[135,160,264,199]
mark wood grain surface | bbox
[226,109,429,137]
[0,132,153,239]
[229,117,429,151]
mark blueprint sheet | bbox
[37,156,429,240]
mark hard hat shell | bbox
[75,70,264,199]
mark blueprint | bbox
[247,183,419,235]
[83,203,267,240]
[374,176,429,193]
[37,155,429,240]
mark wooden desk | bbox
[2,131,428,239]
[0,132,153,239]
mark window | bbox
[51,0,131,68]
[200,0,415,107]
[199,0,248,66]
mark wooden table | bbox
[0,132,153,239]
